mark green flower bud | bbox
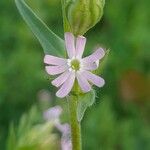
[62,0,105,35]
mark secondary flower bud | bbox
[64,0,105,35]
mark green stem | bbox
[62,1,82,149]
[61,0,71,32]
[68,95,82,150]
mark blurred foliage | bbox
[0,0,149,149]
[83,97,150,150]
[6,106,60,150]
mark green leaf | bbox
[77,90,96,122]
[15,0,65,56]
[6,123,16,150]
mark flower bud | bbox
[63,0,105,35]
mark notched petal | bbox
[76,71,91,92]
[83,48,105,63]
[76,35,86,58]
[56,71,75,98]
[65,32,75,59]
[83,71,105,87]
[44,55,67,65]
[51,71,71,87]
[45,65,68,75]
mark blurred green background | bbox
[0,0,150,149]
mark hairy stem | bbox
[68,95,82,150]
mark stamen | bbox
[70,59,81,71]
[67,59,71,66]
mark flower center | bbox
[70,59,80,71]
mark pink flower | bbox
[44,106,72,150]
[43,106,62,123]
[44,32,105,98]
[56,123,72,150]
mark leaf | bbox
[6,123,16,150]
[17,106,39,137]
[15,0,65,56]
[77,90,96,122]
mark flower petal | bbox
[56,71,75,98]
[43,106,62,122]
[44,55,67,65]
[76,71,91,92]
[45,65,68,75]
[76,35,86,58]
[51,71,71,87]
[65,32,75,59]
[82,62,98,71]
[83,48,105,63]
[83,71,105,87]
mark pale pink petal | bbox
[56,71,75,98]
[51,71,71,87]
[76,71,91,92]
[82,62,98,71]
[43,106,62,122]
[45,65,68,75]
[55,123,70,136]
[83,48,105,63]
[44,55,67,65]
[83,71,105,87]
[61,135,72,150]
[76,35,86,58]
[65,32,75,58]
